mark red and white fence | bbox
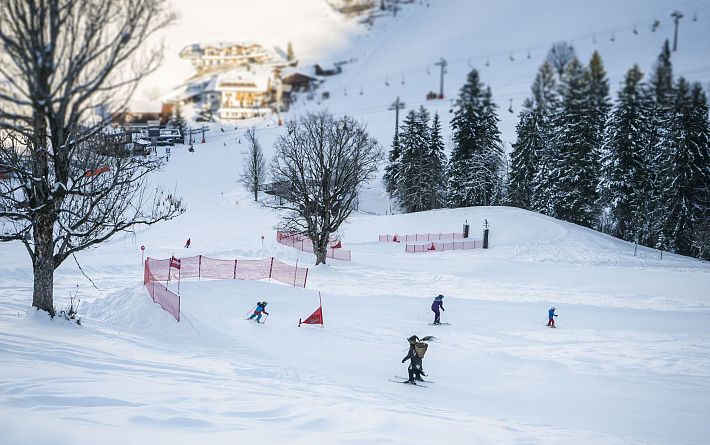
[405,239,483,253]
[144,260,181,321]
[379,232,465,243]
[277,231,352,261]
[143,255,309,321]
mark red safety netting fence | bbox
[277,231,351,261]
[405,239,483,253]
[379,232,465,243]
[143,255,309,321]
[144,260,181,321]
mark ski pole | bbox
[245,305,257,317]
[262,313,269,325]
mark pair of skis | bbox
[389,375,435,387]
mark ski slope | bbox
[2,131,710,444]
[2,1,710,444]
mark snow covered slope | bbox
[1,133,710,444]
[2,1,710,444]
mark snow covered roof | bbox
[280,66,318,80]
[179,41,265,58]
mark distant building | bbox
[315,62,343,76]
[179,42,293,76]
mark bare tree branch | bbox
[270,111,382,265]
[0,0,182,316]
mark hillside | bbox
[2,121,710,444]
[1,1,710,444]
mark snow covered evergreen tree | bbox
[642,40,676,244]
[396,107,432,212]
[510,62,558,210]
[448,69,504,207]
[598,65,652,240]
[383,133,401,199]
[657,79,710,256]
[549,58,598,227]
[424,113,448,209]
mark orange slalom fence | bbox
[144,260,181,321]
[405,239,483,253]
[277,231,352,261]
[379,232,465,243]
[143,255,309,321]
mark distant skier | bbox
[184,238,191,248]
[249,301,269,323]
[547,306,558,328]
[431,294,445,324]
[401,335,427,383]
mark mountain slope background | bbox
[1,1,710,444]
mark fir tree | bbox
[687,83,710,258]
[599,65,652,240]
[549,58,598,227]
[448,69,503,207]
[585,51,612,228]
[642,40,675,244]
[657,79,710,255]
[510,61,558,210]
[397,107,431,212]
[424,112,448,209]
[383,133,401,198]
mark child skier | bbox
[431,295,445,324]
[249,301,269,323]
[547,306,558,327]
[401,335,427,383]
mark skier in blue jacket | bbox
[249,301,269,323]
[547,306,558,327]
[431,295,445,324]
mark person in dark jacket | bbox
[431,295,445,324]
[249,301,269,323]
[402,335,426,383]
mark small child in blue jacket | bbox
[547,306,558,327]
[249,301,269,323]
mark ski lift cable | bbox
[342,1,710,88]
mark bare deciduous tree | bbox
[0,0,183,316]
[546,41,577,77]
[240,128,266,201]
[270,111,382,265]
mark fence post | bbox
[294,259,298,286]
[198,255,202,280]
[269,257,274,280]
[177,295,180,323]
[233,259,238,279]
[304,267,309,287]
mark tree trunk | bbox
[315,247,327,265]
[32,213,55,316]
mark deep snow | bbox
[2,1,710,444]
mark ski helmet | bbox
[408,335,419,343]
[551,306,555,310]
[263,301,268,306]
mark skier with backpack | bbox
[431,294,445,324]
[248,301,269,323]
[401,335,428,384]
